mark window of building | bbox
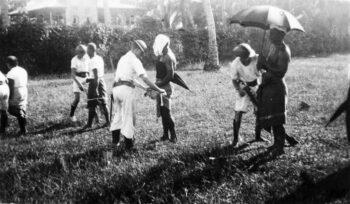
[73,16,79,24]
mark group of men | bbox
[0,56,28,136]
[70,40,167,151]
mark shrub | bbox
[0,16,349,75]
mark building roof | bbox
[10,0,141,15]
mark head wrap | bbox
[88,42,97,51]
[76,44,87,53]
[239,43,256,58]
[153,34,176,62]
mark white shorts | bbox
[73,76,87,93]
[234,86,258,112]
[0,84,9,111]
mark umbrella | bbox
[229,5,305,51]
[172,73,190,90]
[325,84,350,143]
[229,5,305,32]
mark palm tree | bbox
[0,0,10,28]
[103,0,111,25]
[203,0,220,71]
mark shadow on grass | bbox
[30,120,78,135]
[77,143,284,203]
[266,164,350,204]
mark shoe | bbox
[255,137,270,143]
[102,122,110,128]
[125,138,134,150]
[70,116,77,122]
[267,145,285,155]
[170,136,177,143]
[81,124,92,130]
[160,136,169,141]
[286,136,298,147]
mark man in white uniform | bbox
[0,70,9,134]
[69,44,89,122]
[83,43,110,129]
[110,40,165,150]
[230,43,267,147]
[6,56,28,136]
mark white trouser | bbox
[0,84,9,111]
[110,86,136,139]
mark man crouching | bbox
[230,43,268,147]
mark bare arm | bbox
[8,79,14,100]
[140,74,165,93]
[71,68,84,91]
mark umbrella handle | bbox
[160,93,164,106]
[260,30,267,55]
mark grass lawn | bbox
[0,54,350,203]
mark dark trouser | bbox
[0,110,8,133]
[271,125,286,149]
[160,106,176,142]
[8,106,26,134]
[86,79,109,126]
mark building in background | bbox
[9,0,145,28]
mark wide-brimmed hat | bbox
[238,43,256,58]
[134,40,147,52]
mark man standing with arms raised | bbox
[110,40,165,151]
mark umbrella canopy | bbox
[229,5,305,33]
[172,73,190,90]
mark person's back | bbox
[5,56,28,136]
[7,66,28,107]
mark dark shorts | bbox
[87,78,107,107]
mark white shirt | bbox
[0,72,7,83]
[230,55,260,83]
[89,54,104,78]
[71,54,89,73]
[7,66,28,88]
[114,51,147,82]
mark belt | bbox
[76,72,88,78]
[113,80,135,88]
[246,79,258,87]
[238,79,258,87]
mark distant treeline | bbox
[0,10,349,75]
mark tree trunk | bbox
[180,0,194,29]
[103,0,111,25]
[0,0,10,29]
[203,0,220,71]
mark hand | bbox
[159,88,166,94]
[257,54,267,70]
[238,89,246,97]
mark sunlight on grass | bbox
[0,54,350,203]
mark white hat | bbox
[134,40,147,52]
[239,43,256,58]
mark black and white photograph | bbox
[0,0,350,203]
